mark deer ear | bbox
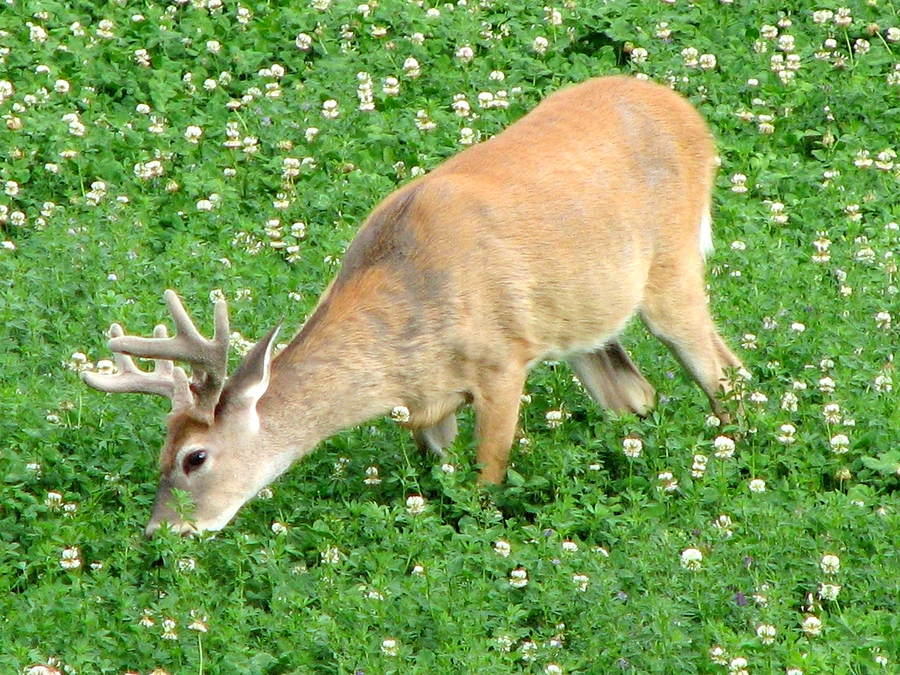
[216,324,281,415]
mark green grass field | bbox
[2,0,899,673]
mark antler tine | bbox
[107,289,230,406]
[81,324,195,413]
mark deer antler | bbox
[81,290,230,415]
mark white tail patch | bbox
[699,208,714,259]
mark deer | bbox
[82,75,744,535]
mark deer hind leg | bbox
[472,364,528,484]
[414,414,459,459]
[568,340,656,417]
[640,262,743,419]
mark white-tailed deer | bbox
[83,76,743,535]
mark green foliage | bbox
[1,0,899,673]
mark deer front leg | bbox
[473,366,528,484]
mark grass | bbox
[2,0,900,673]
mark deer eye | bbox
[183,450,208,474]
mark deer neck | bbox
[254,279,406,461]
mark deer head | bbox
[82,290,281,534]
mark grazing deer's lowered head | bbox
[82,76,744,535]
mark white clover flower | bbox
[533,36,550,54]
[321,545,341,564]
[756,623,776,645]
[455,45,474,62]
[405,494,426,515]
[60,547,82,570]
[622,437,643,458]
[494,540,511,557]
[0,80,14,104]
[383,77,400,96]
[271,521,287,534]
[364,465,382,485]
[820,553,840,574]
[184,125,203,143]
[381,638,398,656]
[875,311,892,329]
[749,391,767,404]
[561,540,578,553]
[188,612,209,633]
[777,423,796,445]
[709,646,728,665]
[458,125,478,143]
[295,32,313,51]
[713,514,733,537]
[801,615,822,636]
[699,53,717,69]
[781,391,799,412]
[177,557,196,572]
[139,609,155,628]
[403,57,421,78]
[572,573,589,592]
[829,434,850,454]
[822,403,841,425]
[520,640,538,661]
[876,149,896,171]
[691,454,708,478]
[631,47,648,63]
[452,96,471,117]
[545,409,564,428]
[681,46,700,67]
[45,491,63,509]
[680,547,703,570]
[161,618,178,640]
[134,48,151,67]
[874,374,893,393]
[790,322,806,332]
[731,173,748,193]
[390,405,410,423]
[509,567,528,588]
[769,200,787,223]
[713,435,735,459]
[544,6,563,25]
[729,656,749,674]
[748,478,766,493]
[658,471,678,492]
[818,376,836,394]
[818,583,841,601]
[66,352,93,372]
[206,40,221,54]
[545,664,563,675]
[414,110,436,131]
[321,99,339,119]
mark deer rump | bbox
[83,76,742,534]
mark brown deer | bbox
[82,76,743,535]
